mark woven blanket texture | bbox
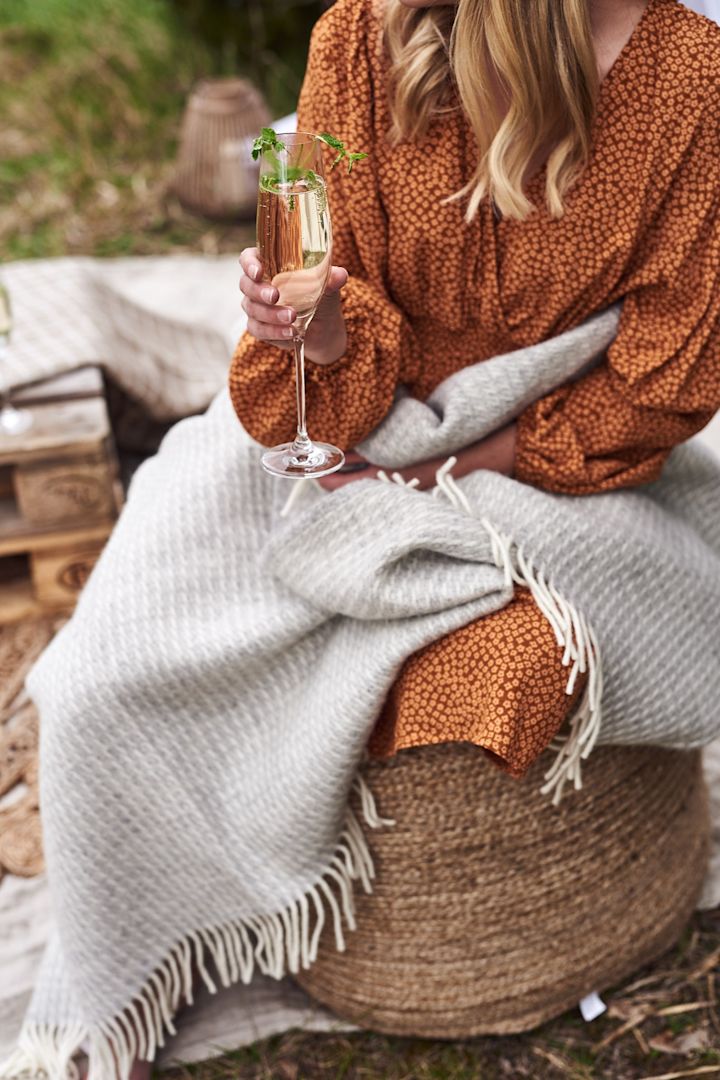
[0,257,242,420]
[4,302,720,1080]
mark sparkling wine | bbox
[255,130,344,478]
[257,175,331,321]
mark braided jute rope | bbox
[295,743,709,1037]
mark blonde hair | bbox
[384,0,599,220]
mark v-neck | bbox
[495,0,662,215]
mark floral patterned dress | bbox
[229,0,720,776]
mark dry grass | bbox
[162,909,720,1080]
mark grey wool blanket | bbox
[4,303,720,1080]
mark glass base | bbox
[0,404,32,436]
[261,440,345,479]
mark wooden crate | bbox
[0,367,123,624]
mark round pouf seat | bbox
[296,744,709,1037]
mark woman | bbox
[7,3,719,1079]
[232,0,720,778]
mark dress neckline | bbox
[595,0,660,102]
[493,0,661,217]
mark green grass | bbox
[0,0,256,260]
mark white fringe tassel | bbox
[0,778,391,1080]
[381,457,603,806]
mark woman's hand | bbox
[318,423,518,491]
[239,248,349,366]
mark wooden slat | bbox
[31,542,105,607]
[0,500,113,556]
[0,578,72,625]
[0,467,12,501]
[0,398,109,466]
[14,450,120,527]
[11,365,104,404]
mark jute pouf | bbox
[295,743,709,1037]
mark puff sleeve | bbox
[228,0,420,451]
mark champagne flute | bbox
[0,277,32,436]
[256,132,345,479]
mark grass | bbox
[0,0,255,261]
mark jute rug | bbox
[0,619,60,880]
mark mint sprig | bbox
[317,132,368,173]
[251,127,368,177]
[251,128,287,161]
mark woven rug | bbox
[0,620,59,880]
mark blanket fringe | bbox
[379,458,604,805]
[0,776,391,1080]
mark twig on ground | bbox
[634,1068,720,1080]
[592,1007,655,1052]
[531,1046,574,1075]
[631,1026,650,1055]
[707,973,720,1040]
[619,972,684,996]
[687,947,720,983]
[656,1002,714,1016]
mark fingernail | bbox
[262,287,276,304]
[250,265,260,281]
[281,309,293,323]
[282,327,293,337]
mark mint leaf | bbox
[317,132,344,150]
[318,132,369,174]
[251,127,287,161]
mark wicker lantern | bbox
[172,78,271,219]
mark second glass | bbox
[256,133,344,479]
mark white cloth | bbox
[0,257,243,420]
[3,302,720,1080]
[682,0,720,21]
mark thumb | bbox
[325,265,349,294]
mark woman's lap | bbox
[368,588,585,777]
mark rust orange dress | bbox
[230,0,720,777]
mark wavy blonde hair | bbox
[384,0,599,220]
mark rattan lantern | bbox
[172,78,270,219]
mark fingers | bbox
[239,248,280,305]
[242,296,296,330]
[246,318,293,345]
[239,248,349,345]
[239,270,282,307]
[317,458,379,491]
[239,247,296,331]
[325,266,349,294]
[317,467,379,491]
[239,247,262,282]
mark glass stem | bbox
[290,328,312,456]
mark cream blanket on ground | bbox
[4,303,720,1080]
